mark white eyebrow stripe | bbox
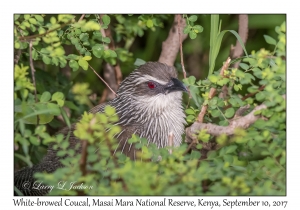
[135,75,168,85]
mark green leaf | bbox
[193,25,203,33]
[103,49,117,58]
[64,101,79,111]
[14,14,20,21]
[60,107,71,128]
[216,78,229,86]
[239,63,249,70]
[79,33,89,41]
[24,14,30,20]
[189,31,197,39]
[225,107,235,118]
[146,19,153,28]
[225,145,237,154]
[52,92,65,102]
[188,15,198,22]
[92,44,104,58]
[256,91,265,101]
[208,74,218,83]
[52,57,59,66]
[209,28,248,75]
[209,97,218,106]
[31,24,37,32]
[211,109,220,118]
[78,58,89,70]
[82,56,92,61]
[39,114,54,124]
[134,58,146,66]
[102,15,111,25]
[102,37,111,43]
[29,18,37,25]
[234,84,240,92]
[29,136,40,146]
[40,91,51,102]
[67,54,80,60]
[188,76,196,85]
[185,109,195,115]
[183,25,190,34]
[69,59,79,71]
[105,105,115,116]
[47,103,61,116]
[263,35,277,45]
[209,15,219,69]
[186,115,195,122]
[70,37,79,45]
[59,57,67,68]
[189,86,201,108]
[34,15,44,22]
[42,55,51,64]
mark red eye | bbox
[147,82,156,89]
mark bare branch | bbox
[186,102,269,139]
[158,14,188,66]
[177,15,187,79]
[231,15,248,68]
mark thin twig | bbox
[29,41,39,125]
[158,14,188,66]
[99,14,123,85]
[223,85,265,110]
[19,19,74,41]
[168,132,174,154]
[197,57,231,122]
[79,140,88,176]
[176,14,191,105]
[182,139,196,156]
[14,49,21,64]
[88,63,118,97]
[97,14,122,100]
[29,41,37,102]
[78,14,85,22]
[75,48,118,97]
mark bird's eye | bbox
[147,81,156,89]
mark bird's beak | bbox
[164,78,188,94]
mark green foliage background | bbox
[14,14,286,195]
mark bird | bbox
[14,61,187,196]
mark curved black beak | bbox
[164,78,188,94]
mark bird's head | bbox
[115,62,187,119]
[118,62,187,98]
